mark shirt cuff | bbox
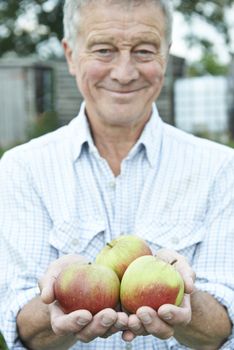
[0,286,40,349]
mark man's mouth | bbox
[101,87,144,94]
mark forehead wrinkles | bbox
[81,14,165,46]
[78,1,165,35]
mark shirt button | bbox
[90,147,96,154]
[71,239,79,246]
[125,343,132,350]
[171,236,180,245]
[109,180,116,189]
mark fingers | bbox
[50,304,120,342]
[122,330,137,342]
[100,312,129,338]
[158,294,192,326]
[136,307,174,339]
[156,249,196,294]
[111,312,129,331]
[50,302,93,335]
[74,308,118,343]
[125,294,192,341]
[122,314,147,342]
[126,307,174,340]
[39,274,57,304]
[38,254,88,304]
[128,314,147,335]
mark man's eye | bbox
[135,50,154,55]
[134,49,156,61]
[96,49,112,56]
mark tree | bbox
[175,0,233,45]
[0,0,64,57]
[187,40,229,76]
[175,0,234,57]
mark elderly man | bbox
[0,0,233,349]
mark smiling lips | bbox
[101,87,145,94]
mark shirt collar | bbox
[69,102,95,161]
[126,104,164,168]
[70,102,163,167]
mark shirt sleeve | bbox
[193,156,234,349]
[0,149,58,349]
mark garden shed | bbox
[0,58,53,148]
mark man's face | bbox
[64,1,169,128]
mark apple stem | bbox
[170,259,177,265]
[107,243,113,248]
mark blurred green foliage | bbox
[27,110,59,140]
[0,333,8,350]
[0,0,64,57]
[227,140,234,148]
[0,110,60,159]
[187,47,229,76]
[0,148,5,158]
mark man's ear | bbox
[62,38,76,76]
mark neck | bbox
[89,119,147,176]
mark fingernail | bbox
[139,313,152,324]
[101,316,115,327]
[162,313,172,321]
[77,317,90,326]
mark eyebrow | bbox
[87,32,161,48]
[87,35,117,48]
[131,32,161,46]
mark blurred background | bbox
[0,0,234,348]
[0,0,234,159]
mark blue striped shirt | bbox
[0,103,234,349]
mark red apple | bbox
[120,255,184,314]
[95,234,152,280]
[54,262,120,315]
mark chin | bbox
[102,111,143,127]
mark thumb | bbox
[38,274,57,304]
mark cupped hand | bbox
[38,255,129,342]
[124,294,191,342]
[123,248,195,342]
[50,303,128,342]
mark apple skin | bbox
[54,262,120,315]
[95,235,152,280]
[120,255,184,314]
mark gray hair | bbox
[63,0,173,49]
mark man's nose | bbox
[110,51,139,84]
